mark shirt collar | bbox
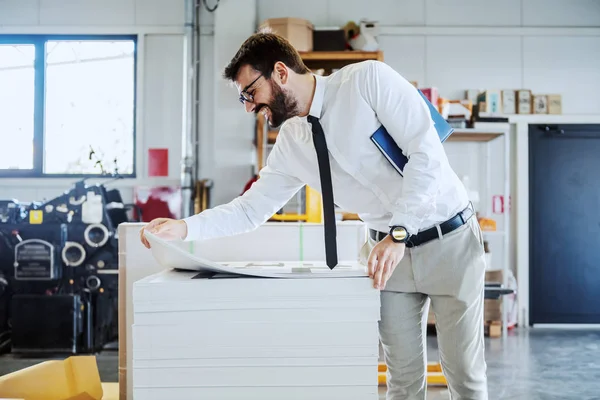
[308,74,326,119]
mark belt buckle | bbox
[459,202,474,224]
[463,203,474,222]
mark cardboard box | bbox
[260,17,314,51]
[485,270,503,283]
[484,299,502,321]
[313,29,346,51]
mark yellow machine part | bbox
[304,185,322,223]
[270,185,323,223]
[378,362,448,386]
[0,356,103,400]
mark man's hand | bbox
[368,235,405,290]
[139,218,188,249]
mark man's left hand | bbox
[368,236,405,290]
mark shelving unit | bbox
[444,125,511,339]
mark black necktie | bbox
[307,115,338,269]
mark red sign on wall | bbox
[148,148,169,177]
[492,195,512,214]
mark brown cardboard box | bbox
[484,270,504,321]
[260,17,314,51]
[484,299,502,321]
[485,270,503,283]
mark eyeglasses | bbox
[239,74,263,104]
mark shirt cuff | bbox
[182,214,203,242]
[388,212,422,236]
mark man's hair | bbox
[223,29,311,81]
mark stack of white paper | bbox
[132,269,381,400]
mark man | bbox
[140,31,488,400]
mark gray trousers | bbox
[360,216,488,400]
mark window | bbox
[0,35,136,177]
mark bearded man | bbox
[140,31,488,400]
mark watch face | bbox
[391,227,408,242]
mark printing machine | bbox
[0,178,137,355]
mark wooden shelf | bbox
[447,128,506,142]
[298,50,383,61]
[298,50,384,72]
[447,132,503,142]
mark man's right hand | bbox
[139,218,188,249]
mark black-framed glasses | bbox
[239,74,263,104]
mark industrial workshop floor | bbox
[0,328,598,399]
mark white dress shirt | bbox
[184,60,469,241]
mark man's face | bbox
[236,65,298,128]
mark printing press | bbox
[0,178,136,355]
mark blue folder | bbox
[370,89,454,176]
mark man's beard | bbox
[256,80,298,128]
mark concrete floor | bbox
[1,328,599,399]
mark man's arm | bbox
[360,61,445,235]
[182,148,304,242]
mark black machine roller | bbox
[0,178,139,355]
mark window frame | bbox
[0,34,138,178]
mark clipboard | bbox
[370,89,454,176]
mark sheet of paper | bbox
[143,231,368,279]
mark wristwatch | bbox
[389,226,409,243]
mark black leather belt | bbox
[369,203,474,248]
